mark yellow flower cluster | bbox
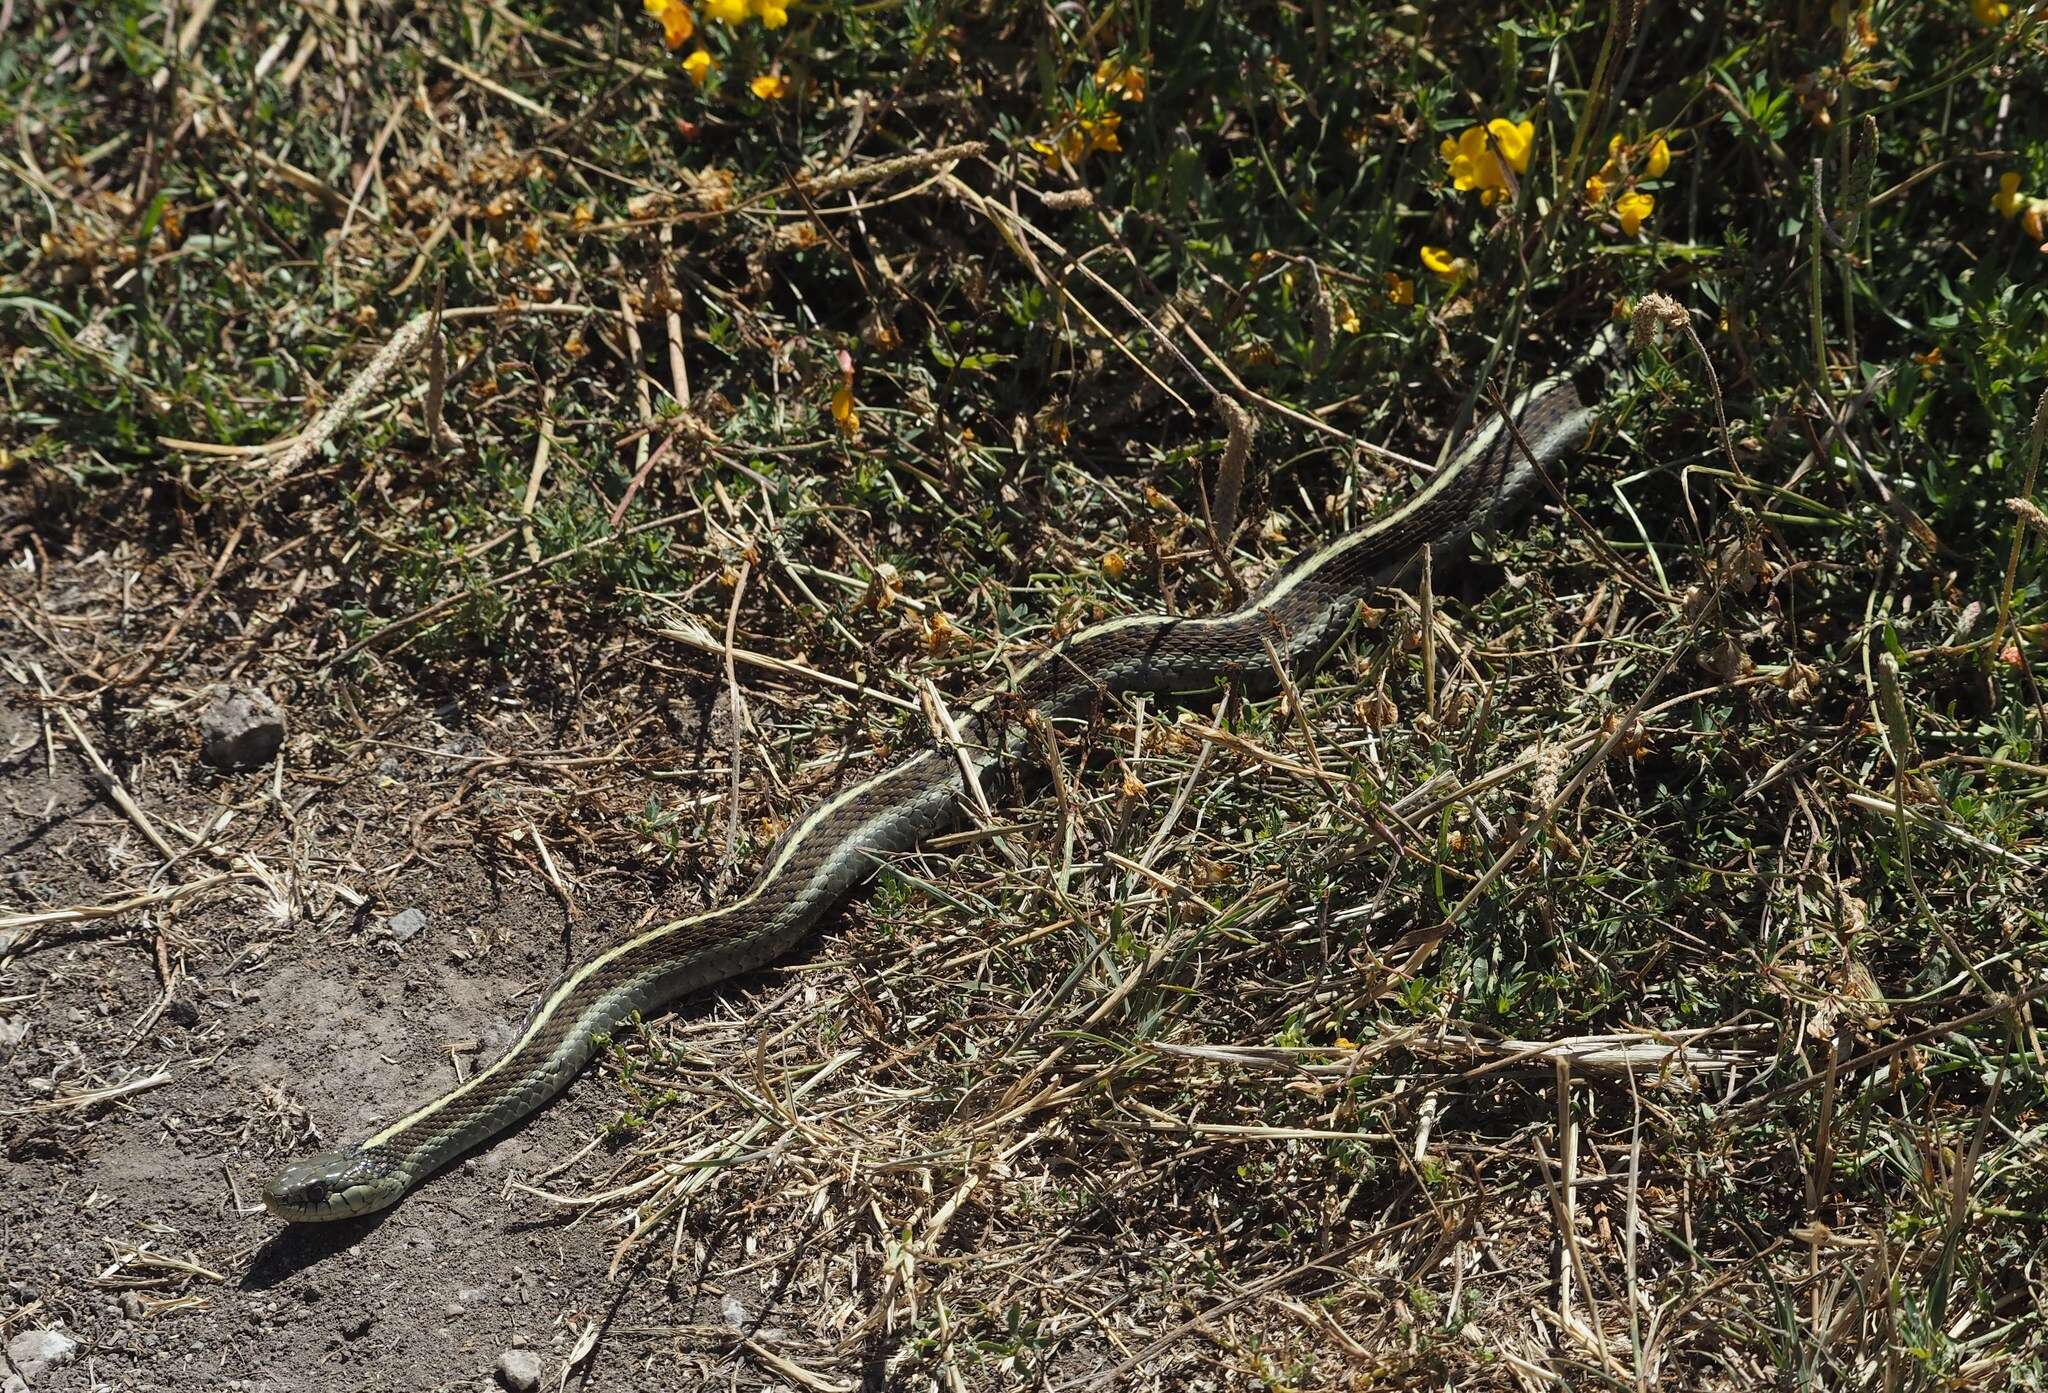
[1032,60,1145,172]
[1993,172,2048,243]
[1585,133,1674,238]
[1439,118,1534,206]
[1096,57,1147,103]
[1972,0,2009,23]
[707,0,791,28]
[645,0,794,84]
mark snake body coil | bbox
[264,351,1603,1221]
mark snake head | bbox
[263,1147,409,1222]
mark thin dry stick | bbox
[720,560,753,871]
[660,225,691,409]
[652,624,917,711]
[1205,393,1251,603]
[32,664,177,863]
[519,385,556,563]
[1420,543,1437,721]
[421,281,449,451]
[1992,385,2048,656]
[0,870,254,936]
[1544,1066,1623,1378]
[787,141,986,201]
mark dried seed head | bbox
[1630,292,1688,350]
[1212,394,1253,543]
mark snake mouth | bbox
[263,1148,408,1222]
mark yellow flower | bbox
[1439,119,1533,205]
[830,383,859,436]
[1972,0,2010,22]
[1382,272,1414,306]
[1614,190,1654,236]
[682,48,714,84]
[1420,244,1471,283]
[647,0,693,48]
[1487,118,1535,174]
[1081,113,1121,153]
[1605,134,1671,179]
[2025,200,2048,244]
[1096,58,1147,102]
[1993,172,2025,219]
[1585,173,1609,203]
[1101,549,1127,580]
[750,0,788,26]
[751,72,790,100]
[704,0,747,21]
[1607,133,1674,178]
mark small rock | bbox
[199,687,286,771]
[387,907,430,944]
[119,1291,146,1320]
[494,1349,543,1392]
[7,1327,79,1380]
[4,1374,26,1393]
[163,998,200,1029]
[720,1293,749,1329]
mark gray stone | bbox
[6,1327,78,1380]
[199,687,286,770]
[494,1349,542,1392]
[387,907,429,943]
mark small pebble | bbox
[6,1327,79,1379]
[494,1349,543,1393]
[198,686,287,771]
[387,907,430,944]
[119,1291,146,1320]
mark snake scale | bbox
[263,341,1608,1221]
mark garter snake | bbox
[264,342,1609,1221]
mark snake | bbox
[263,339,1609,1221]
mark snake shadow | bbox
[241,1206,396,1289]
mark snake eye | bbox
[303,1180,329,1203]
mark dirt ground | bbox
[0,549,941,1393]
